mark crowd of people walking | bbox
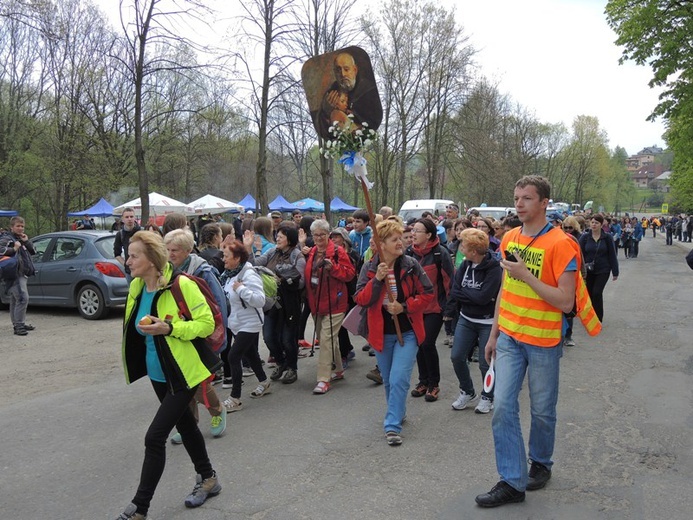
[108,181,692,518]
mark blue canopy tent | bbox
[0,209,19,217]
[67,198,115,230]
[293,197,325,212]
[330,197,358,212]
[269,195,298,212]
[67,197,114,217]
[237,194,256,211]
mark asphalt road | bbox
[1,233,692,520]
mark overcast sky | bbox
[453,0,666,155]
[95,0,665,157]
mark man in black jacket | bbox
[114,207,141,283]
[0,216,36,335]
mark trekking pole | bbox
[359,179,404,345]
[309,255,324,358]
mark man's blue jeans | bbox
[374,331,418,434]
[492,331,563,491]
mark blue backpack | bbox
[0,232,19,281]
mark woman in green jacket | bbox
[115,231,222,520]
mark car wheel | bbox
[77,284,109,320]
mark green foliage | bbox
[606,0,693,121]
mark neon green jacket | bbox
[122,263,216,393]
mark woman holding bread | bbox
[115,230,222,520]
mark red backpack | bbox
[169,272,226,354]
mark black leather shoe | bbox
[527,461,552,490]
[475,481,525,507]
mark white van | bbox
[467,206,514,221]
[398,199,454,222]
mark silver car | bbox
[1,230,129,319]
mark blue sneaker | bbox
[210,408,227,437]
[185,472,221,508]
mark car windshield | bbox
[95,236,116,259]
[478,209,509,221]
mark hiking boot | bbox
[184,471,221,508]
[250,380,271,398]
[210,408,227,437]
[270,365,287,381]
[474,396,494,414]
[223,397,243,413]
[424,386,440,402]
[281,368,298,384]
[411,383,428,398]
[452,390,477,410]
[527,460,552,490]
[114,503,147,520]
[170,432,183,444]
[13,325,27,336]
[366,367,383,384]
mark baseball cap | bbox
[270,210,282,219]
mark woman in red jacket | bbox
[354,220,434,446]
[405,218,454,402]
[305,219,356,394]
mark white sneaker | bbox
[474,396,494,414]
[242,367,255,377]
[451,390,477,410]
[223,397,243,412]
[249,381,271,398]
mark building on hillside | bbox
[651,170,672,192]
[632,163,665,188]
[626,145,664,173]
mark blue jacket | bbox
[633,222,644,241]
[349,226,372,258]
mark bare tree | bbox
[115,0,214,222]
[419,5,474,199]
[0,0,49,208]
[231,0,298,214]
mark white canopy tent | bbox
[113,191,193,215]
[186,194,243,216]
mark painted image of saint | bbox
[302,46,383,140]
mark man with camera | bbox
[0,216,37,335]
